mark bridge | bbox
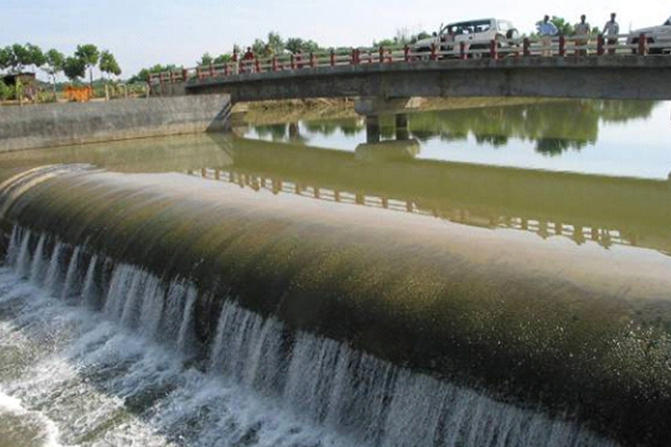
[149,34,671,103]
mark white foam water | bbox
[0,226,621,447]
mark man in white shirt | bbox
[574,15,591,56]
[603,12,620,55]
[537,15,558,56]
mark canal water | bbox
[0,99,670,447]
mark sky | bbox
[1,0,668,79]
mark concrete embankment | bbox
[0,95,231,153]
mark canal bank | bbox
[0,94,231,153]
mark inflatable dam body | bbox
[1,164,671,446]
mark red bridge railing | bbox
[149,33,664,86]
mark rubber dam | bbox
[1,132,671,446]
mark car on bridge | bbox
[627,16,671,54]
[413,18,519,57]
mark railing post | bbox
[330,49,335,66]
[291,54,296,70]
[379,46,384,63]
[255,57,260,72]
[272,56,278,72]
[523,38,531,56]
[559,35,566,56]
[430,43,437,60]
[209,63,215,77]
[404,45,410,62]
[460,41,466,59]
[597,34,605,56]
[310,52,316,68]
[489,39,498,59]
[638,33,647,55]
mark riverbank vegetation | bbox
[1,42,125,104]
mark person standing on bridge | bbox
[242,47,255,73]
[574,15,591,56]
[603,13,620,55]
[537,15,558,56]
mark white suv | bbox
[628,16,671,54]
[413,18,519,56]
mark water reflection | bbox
[1,124,670,258]
[248,99,659,157]
[203,135,671,257]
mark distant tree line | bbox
[130,28,439,83]
[0,42,122,100]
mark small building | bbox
[1,72,36,87]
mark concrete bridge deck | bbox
[152,56,671,102]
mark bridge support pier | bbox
[356,97,418,145]
[366,116,381,144]
[395,114,409,141]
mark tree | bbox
[285,37,304,54]
[301,40,320,53]
[127,64,182,83]
[75,44,100,86]
[63,56,86,82]
[285,37,320,54]
[43,49,65,94]
[373,38,396,48]
[25,43,45,72]
[213,53,232,64]
[11,43,30,72]
[198,52,214,66]
[267,31,284,54]
[251,38,266,56]
[0,47,11,72]
[99,50,121,79]
[0,80,11,100]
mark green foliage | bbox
[75,44,100,66]
[128,64,182,83]
[251,38,266,56]
[0,47,10,71]
[99,50,122,77]
[267,31,284,55]
[374,29,431,47]
[43,48,65,84]
[213,54,232,64]
[199,52,214,66]
[0,79,11,100]
[25,43,45,68]
[373,39,396,47]
[285,37,304,54]
[533,16,573,37]
[11,43,29,71]
[75,44,100,84]
[63,56,86,82]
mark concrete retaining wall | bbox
[0,94,231,153]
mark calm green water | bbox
[245,99,671,179]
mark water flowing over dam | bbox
[1,162,671,446]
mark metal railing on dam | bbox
[149,34,671,101]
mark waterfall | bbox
[1,224,619,446]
